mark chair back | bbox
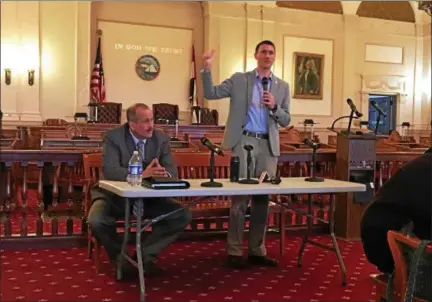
[200,108,219,125]
[82,153,102,215]
[153,103,179,124]
[387,230,432,302]
[99,102,122,124]
[83,153,103,183]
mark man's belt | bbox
[242,130,269,140]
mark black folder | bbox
[141,177,190,190]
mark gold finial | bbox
[96,29,102,36]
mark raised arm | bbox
[200,49,233,100]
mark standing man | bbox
[201,40,291,268]
[89,103,192,277]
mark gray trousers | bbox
[227,134,277,257]
[88,190,192,263]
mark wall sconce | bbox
[28,69,35,86]
[4,68,11,85]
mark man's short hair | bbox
[255,40,276,53]
[126,103,150,123]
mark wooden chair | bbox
[199,108,219,125]
[153,103,179,124]
[83,153,139,273]
[372,231,432,302]
[98,102,122,124]
[82,153,103,272]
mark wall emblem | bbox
[135,55,161,81]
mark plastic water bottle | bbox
[127,151,143,186]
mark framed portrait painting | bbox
[293,52,324,100]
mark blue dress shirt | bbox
[244,71,272,134]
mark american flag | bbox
[188,45,196,107]
[91,36,105,103]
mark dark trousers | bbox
[87,196,192,262]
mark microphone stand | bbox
[201,150,223,187]
[328,115,360,134]
[374,112,383,135]
[347,110,355,134]
[72,113,89,140]
[305,145,324,182]
[239,149,259,184]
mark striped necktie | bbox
[136,140,145,161]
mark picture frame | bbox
[293,52,324,100]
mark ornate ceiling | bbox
[275,1,416,23]
[276,1,343,15]
[356,1,415,23]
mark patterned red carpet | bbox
[1,235,378,301]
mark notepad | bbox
[141,177,190,190]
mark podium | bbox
[334,134,376,240]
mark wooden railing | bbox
[1,122,429,242]
[0,148,424,241]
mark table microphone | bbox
[200,137,224,156]
[238,145,259,184]
[200,137,223,188]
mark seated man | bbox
[88,103,192,276]
[361,149,432,274]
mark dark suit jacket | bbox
[91,123,177,202]
[361,153,432,273]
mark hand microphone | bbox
[346,98,363,118]
[303,138,318,150]
[370,100,387,117]
[263,77,278,121]
[262,77,269,93]
[200,137,224,156]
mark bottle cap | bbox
[133,151,138,154]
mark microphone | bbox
[370,101,387,117]
[303,139,324,182]
[303,138,318,149]
[263,77,277,121]
[346,98,363,118]
[239,145,259,184]
[262,77,269,93]
[200,137,224,156]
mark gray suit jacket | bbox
[91,123,177,202]
[201,69,291,156]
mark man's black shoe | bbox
[248,255,278,267]
[227,255,247,269]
